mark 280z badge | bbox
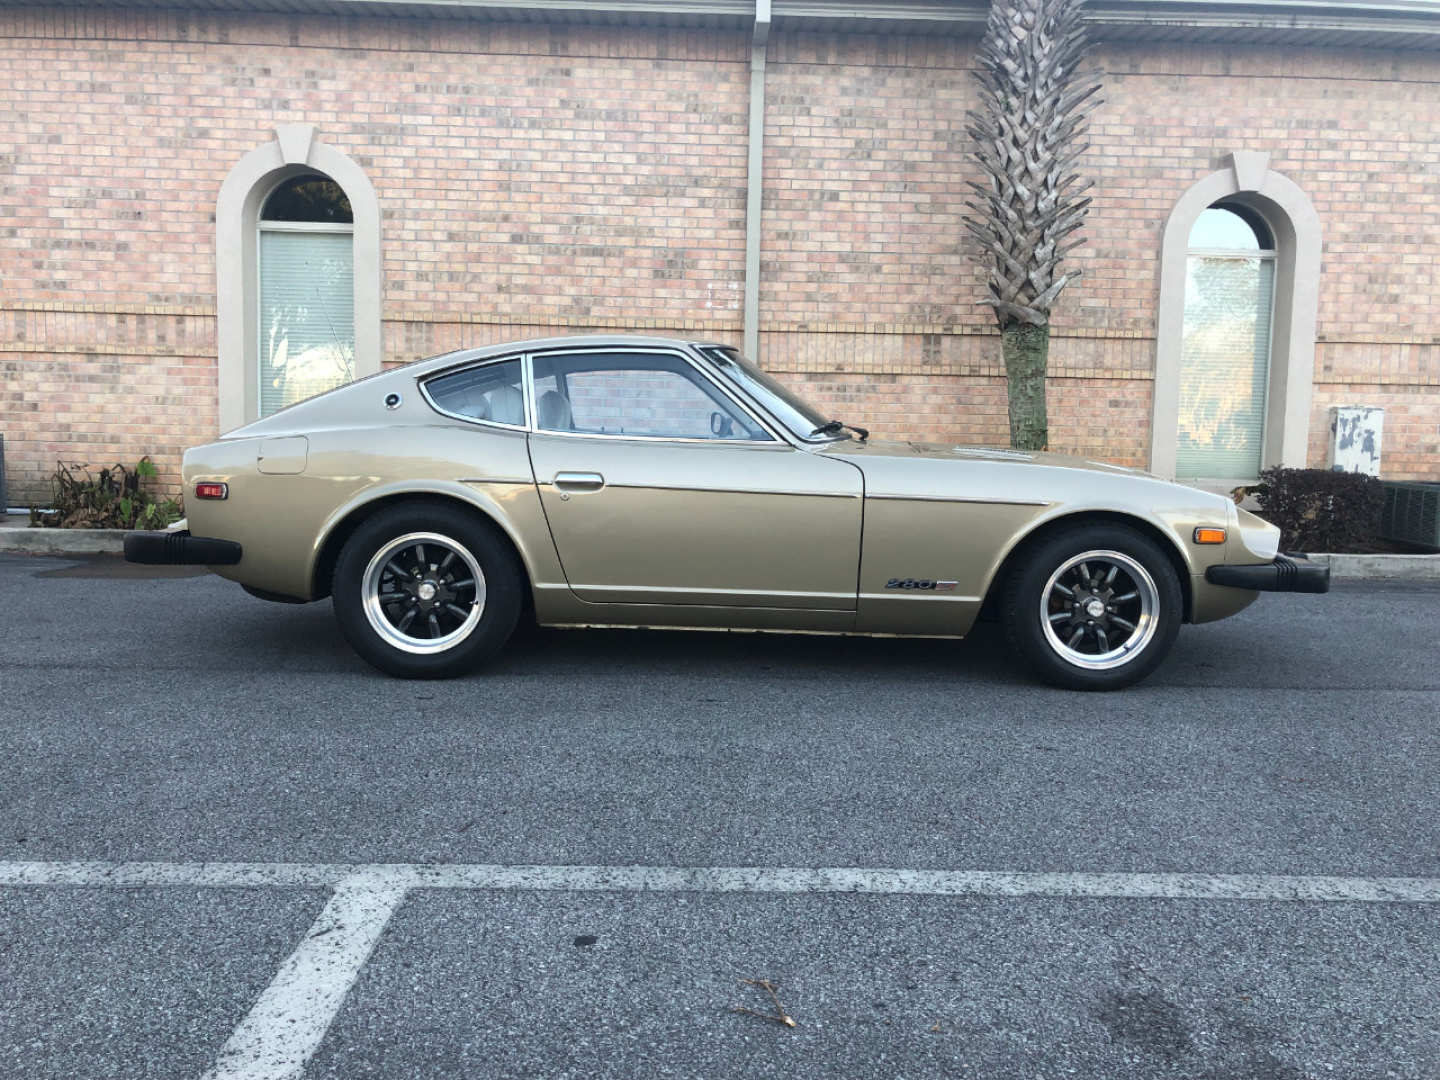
[884,578,958,591]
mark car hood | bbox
[820,438,1156,476]
[817,438,1231,513]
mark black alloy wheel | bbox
[1000,523,1183,691]
[332,501,523,678]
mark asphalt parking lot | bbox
[0,552,1437,1079]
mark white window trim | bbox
[1188,247,1276,258]
[258,220,356,235]
[1151,151,1321,482]
[217,125,381,433]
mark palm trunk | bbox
[1001,321,1049,451]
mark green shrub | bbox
[29,458,183,530]
[1254,467,1383,553]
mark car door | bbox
[525,346,863,610]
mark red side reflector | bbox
[194,482,228,500]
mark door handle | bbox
[553,471,606,493]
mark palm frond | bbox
[965,0,1102,328]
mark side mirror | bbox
[709,411,735,438]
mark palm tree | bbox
[964,0,1102,451]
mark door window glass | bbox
[697,345,834,440]
[531,352,771,441]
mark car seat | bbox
[537,389,574,431]
[454,386,491,420]
[485,384,525,426]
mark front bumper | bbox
[1205,554,1330,594]
[124,530,242,566]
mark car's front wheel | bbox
[1000,524,1183,691]
[332,502,522,678]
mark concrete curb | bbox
[1304,552,1440,580]
[0,527,127,556]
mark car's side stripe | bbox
[569,583,856,602]
[589,482,859,499]
[866,493,1050,506]
[859,592,981,603]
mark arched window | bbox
[1176,203,1277,480]
[1150,152,1321,483]
[216,126,381,433]
[258,173,355,416]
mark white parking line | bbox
[2,860,1440,902]
[5,859,1440,1080]
[201,872,406,1080]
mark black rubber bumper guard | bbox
[1204,553,1330,594]
[123,530,243,566]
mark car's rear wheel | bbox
[1000,524,1183,691]
[332,502,522,678]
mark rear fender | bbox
[307,480,558,601]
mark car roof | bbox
[406,334,730,379]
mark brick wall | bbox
[1,7,1437,503]
[0,8,752,499]
[760,31,1440,473]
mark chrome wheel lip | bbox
[1039,549,1159,671]
[361,531,486,656]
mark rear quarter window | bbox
[425,360,526,426]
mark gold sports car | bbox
[125,335,1328,690]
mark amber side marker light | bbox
[1193,527,1227,545]
[194,482,228,500]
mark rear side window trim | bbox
[419,345,787,445]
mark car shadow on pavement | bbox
[230,595,1033,687]
[20,556,1435,691]
[6,555,1051,688]
[496,620,1032,686]
[32,560,209,579]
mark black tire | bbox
[999,523,1183,691]
[332,501,523,678]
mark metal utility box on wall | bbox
[1380,482,1440,550]
[1328,406,1383,475]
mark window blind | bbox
[1176,255,1275,481]
[259,230,355,417]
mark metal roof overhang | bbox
[5,0,1439,48]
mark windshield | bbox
[695,346,840,441]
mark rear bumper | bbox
[1205,554,1330,594]
[124,530,242,566]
